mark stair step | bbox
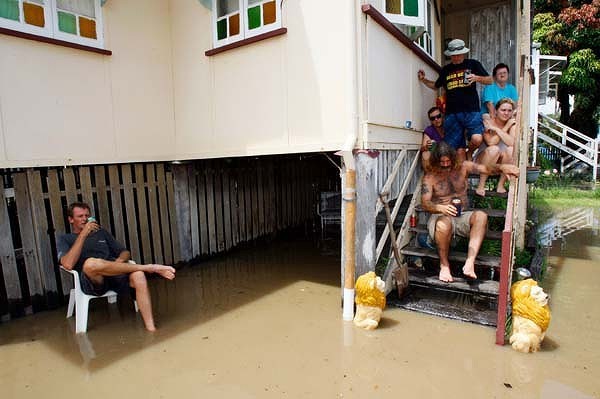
[400,245,501,268]
[408,268,499,296]
[467,189,508,198]
[387,288,497,327]
[409,226,502,240]
[415,206,506,218]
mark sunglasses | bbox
[429,114,443,121]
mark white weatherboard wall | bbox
[171,0,356,160]
[366,12,439,132]
[0,0,357,168]
[0,0,175,168]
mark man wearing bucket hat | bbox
[417,39,492,161]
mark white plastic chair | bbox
[61,264,138,333]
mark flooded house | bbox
[0,0,532,344]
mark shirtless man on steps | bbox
[421,142,519,282]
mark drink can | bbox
[463,69,471,84]
[87,216,96,223]
[451,198,462,217]
[410,213,417,228]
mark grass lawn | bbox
[529,187,600,209]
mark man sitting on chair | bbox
[58,202,176,331]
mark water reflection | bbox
[538,207,600,254]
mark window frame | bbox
[383,0,425,27]
[0,0,105,49]
[211,0,282,49]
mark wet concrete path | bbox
[1,211,599,398]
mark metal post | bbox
[531,44,541,166]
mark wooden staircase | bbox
[388,188,509,327]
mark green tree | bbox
[533,0,600,138]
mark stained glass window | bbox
[213,0,281,47]
[384,0,424,27]
[0,0,104,48]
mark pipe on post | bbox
[342,168,356,321]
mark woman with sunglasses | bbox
[421,106,445,170]
[473,98,517,196]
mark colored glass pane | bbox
[228,13,239,36]
[404,0,418,17]
[23,2,45,27]
[58,10,76,34]
[57,0,94,18]
[217,0,238,18]
[263,1,275,25]
[247,5,260,29]
[78,16,96,39]
[386,0,400,14]
[0,0,19,21]
[217,17,227,40]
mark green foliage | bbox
[480,239,501,256]
[514,248,534,268]
[533,1,600,138]
[560,49,600,92]
[533,13,571,54]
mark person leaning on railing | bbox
[417,39,493,162]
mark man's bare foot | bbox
[145,323,157,332]
[496,185,507,194]
[462,263,477,279]
[439,265,453,282]
[475,187,486,197]
[149,265,176,280]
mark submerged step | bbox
[388,287,497,327]
[400,245,501,268]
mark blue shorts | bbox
[81,272,130,296]
[444,112,485,149]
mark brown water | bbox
[1,216,599,398]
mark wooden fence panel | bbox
[197,168,209,256]
[122,165,141,262]
[146,165,164,264]
[108,165,127,245]
[257,166,265,236]
[237,169,247,242]
[13,173,43,310]
[79,167,95,216]
[26,170,58,305]
[135,164,152,264]
[156,164,173,265]
[94,166,111,232]
[63,168,78,205]
[47,169,72,296]
[166,169,181,262]
[222,171,232,250]
[205,170,217,254]
[251,169,259,239]
[229,170,239,246]
[188,165,200,258]
[172,164,191,261]
[215,172,225,252]
[0,178,22,316]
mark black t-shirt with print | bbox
[435,59,489,114]
[57,229,126,272]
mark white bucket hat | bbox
[444,39,470,56]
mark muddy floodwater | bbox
[1,209,599,398]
